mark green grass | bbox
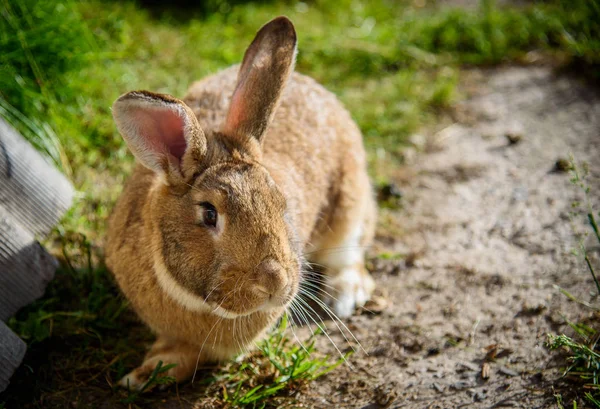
[546,158,600,408]
[570,159,600,296]
[121,361,177,403]
[2,0,600,407]
[200,315,347,408]
[547,332,600,408]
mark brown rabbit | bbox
[105,16,376,388]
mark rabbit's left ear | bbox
[222,16,297,144]
[112,91,207,185]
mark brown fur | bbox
[105,16,376,387]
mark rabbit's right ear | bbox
[112,91,207,185]
[223,16,297,144]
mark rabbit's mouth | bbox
[203,288,294,318]
[204,275,297,318]
[258,283,297,310]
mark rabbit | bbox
[105,16,376,388]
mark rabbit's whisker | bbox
[232,316,241,355]
[204,281,222,301]
[300,274,377,315]
[288,298,318,341]
[300,277,339,296]
[302,245,373,257]
[298,288,365,355]
[293,296,350,366]
[284,309,311,355]
[300,278,339,294]
[287,298,322,355]
[192,295,229,383]
[297,288,356,352]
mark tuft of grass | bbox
[588,393,600,407]
[547,0,600,75]
[121,361,177,404]
[0,0,97,173]
[201,314,348,408]
[554,391,579,409]
[547,334,600,407]
[547,157,600,407]
[4,232,143,408]
[569,158,600,296]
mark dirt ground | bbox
[293,66,600,409]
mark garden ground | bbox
[293,65,600,408]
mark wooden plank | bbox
[0,207,57,322]
[0,117,74,237]
[0,118,72,389]
[0,320,26,393]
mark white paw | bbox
[117,356,180,391]
[323,267,375,318]
[119,368,176,392]
[119,371,145,390]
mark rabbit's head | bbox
[111,17,300,318]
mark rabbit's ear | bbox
[113,91,207,184]
[223,16,297,143]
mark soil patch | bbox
[297,66,600,408]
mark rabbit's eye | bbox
[199,202,218,228]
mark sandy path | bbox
[299,66,600,408]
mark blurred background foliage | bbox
[1,0,598,177]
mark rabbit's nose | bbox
[256,258,289,297]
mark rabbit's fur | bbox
[105,17,376,388]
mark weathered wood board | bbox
[0,321,26,393]
[0,117,74,392]
[0,117,74,236]
[0,207,58,322]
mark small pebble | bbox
[554,158,573,172]
[473,391,487,402]
[505,121,524,145]
[363,295,389,315]
[506,132,522,145]
[378,183,403,202]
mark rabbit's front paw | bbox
[119,356,181,391]
[323,266,375,318]
[118,339,199,391]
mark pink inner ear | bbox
[224,83,248,134]
[132,107,187,161]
